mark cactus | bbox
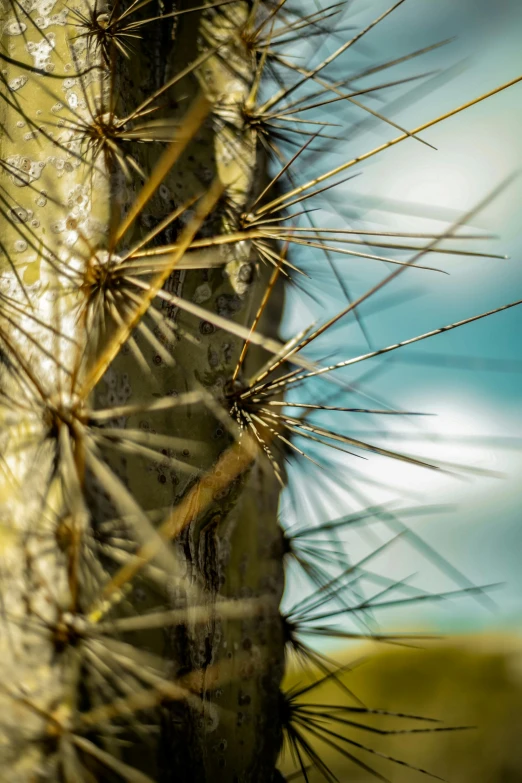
[0,1,519,781]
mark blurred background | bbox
[270,1,522,779]
[280,635,522,781]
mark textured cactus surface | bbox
[0,1,520,782]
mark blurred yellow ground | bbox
[280,635,522,782]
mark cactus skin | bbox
[0,2,109,780]
[0,0,520,781]
[0,0,284,780]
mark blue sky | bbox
[274,0,522,639]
